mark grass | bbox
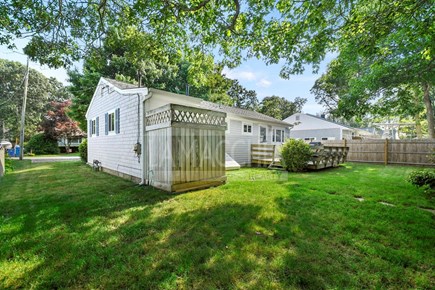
[0,161,433,289]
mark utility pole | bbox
[1,120,4,140]
[19,57,29,160]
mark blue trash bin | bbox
[15,145,20,157]
[7,148,14,157]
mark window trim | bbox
[107,109,116,135]
[242,122,253,135]
[91,118,97,137]
[272,128,285,143]
[259,126,267,143]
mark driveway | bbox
[12,156,80,163]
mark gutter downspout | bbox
[140,90,153,185]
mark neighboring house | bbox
[86,77,291,189]
[284,113,355,141]
[57,135,86,152]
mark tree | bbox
[40,100,83,153]
[3,1,432,135]
[311,52,432,138]
[68,27,232,131]
[227,79,259,110]
[0,59,68,141]
[1,1,430,76]
[258,96,306,120]
[67,69,102,132]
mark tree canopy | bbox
[258,95,306,120]
[40,100,83,152]
[227,79,259,111]
[0,58,69,141]
[67,26,232,131]
[3,0,432,135]
[3,1,432,77]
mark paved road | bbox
[11,156,80,163]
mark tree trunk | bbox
[415,112,422,139]
[413,91,423,139]
[423,82,435,139]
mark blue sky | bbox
[1,40,333,115]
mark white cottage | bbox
[284,113,354,141]
[86,78,290,191]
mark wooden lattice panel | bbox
[145,109,171,126]
[172,108,226,126]
[145,104,226,130]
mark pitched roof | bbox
[201,101,290,126]
[103,78,139,90]
[305,113,352,129]
[100,77,290,126]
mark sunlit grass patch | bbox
[0,161,433,289]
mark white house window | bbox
[322,137,328,141]
[108,111,115,133]
[105,108,120,135]
[296,115,300,121]
[242,123,252,135]
[259,126,267,143]
[273,129,285,143]
[304,137,316,142]
[91,119,96,135]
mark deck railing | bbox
[250,143,349,170]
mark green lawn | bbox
[0,161,433,289]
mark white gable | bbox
[86,78,148,118]
[283,113,350,131]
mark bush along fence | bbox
[323,139,435,166]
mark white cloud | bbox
[222,67,257,81]
[257,78,272,88]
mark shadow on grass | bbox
[1,162,433,289]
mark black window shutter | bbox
[116,108,120,134]
[105,113,108,135]
[96,117,99,136]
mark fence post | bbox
[384,139,389,165]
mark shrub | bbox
[79,138,88,163]
[5,157,13,174]
[407,170,435,189]
[280,139,312,172]
[428,148,435,164]
[26,133,60,155]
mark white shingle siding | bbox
[87,87,144,179]
[284,113,353,141]
[225,118,289,166]
[86,78,292,178]
[290,128,341,141]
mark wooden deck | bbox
[251,143,349,170]
[251,144,283,169]
[307,145,349,170]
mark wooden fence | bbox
[145,103,227,192]
[322,139,434,166]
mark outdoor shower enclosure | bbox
[145,103,227,192]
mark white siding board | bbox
[225,119,288,166]
[87,89,143,179]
